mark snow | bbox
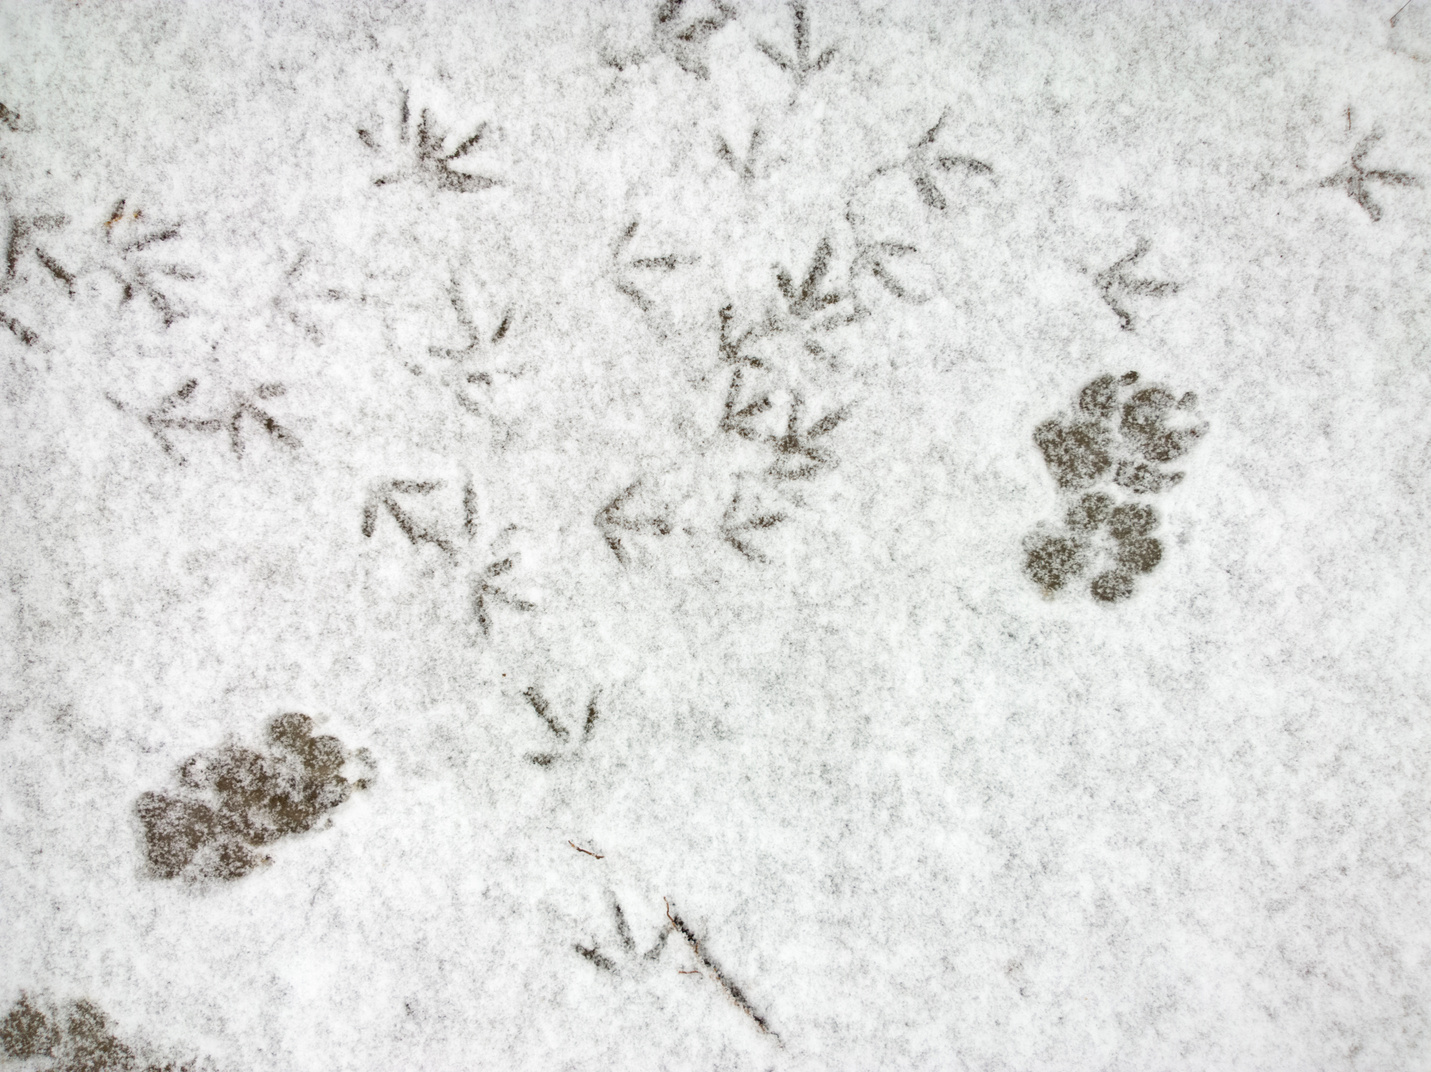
[2,1,1429,1069]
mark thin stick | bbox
[569,841,604,859]
[664,898,778,1041]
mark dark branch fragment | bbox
[664,899,778,1040]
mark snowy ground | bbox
[2,2,1430,1069]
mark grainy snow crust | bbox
[1,1,1429,1069]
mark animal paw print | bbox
[716,301,856,479]
[719,486,788,562]
[1,211,70,347]
[1033,371,1204,496]
[1025,372,1205,602]
[611,220,696,316]
[595,479,672,566]
[1024,494,1163,603]
[649,0,737,80]
[0,993,202,1072]
[135,713,374,883]
[763,392,850,481]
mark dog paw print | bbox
[361,88,497,194]
[1033,371,1204,496]
[134,712,374,883]
[521,687,599,767]
[1025,372,1205,602]
[1,993,204,1072]
[1024,493,1164,603]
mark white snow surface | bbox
[1,1,1430,1069]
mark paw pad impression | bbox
[1,992,203,1072]
[135,713,373,883]
[1025,372,1204,602]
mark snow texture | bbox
[2,1,1430,1069]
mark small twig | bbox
[569,840,604,859]
[1391,0,1414,26]
[678,970,703,976]
[664,898,777,1041]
